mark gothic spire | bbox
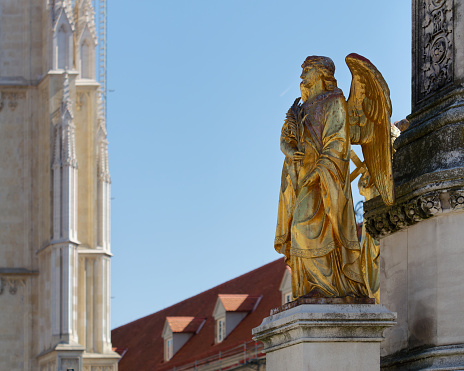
[50,0,74,26]
[98,138,110,183]
[97,88,107,136]
[60,72,77,168]
[61,71,73,119]
[76,0,97,42]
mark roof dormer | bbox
[279,266,292,305]
[161,317,205,362]
[212,294,261,343]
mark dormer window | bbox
[213,294,262,344]
[161,317,205,362]
[284,292,292,304]
[216,317,226,343]
[164,337,173,361]
[279,266,293,305]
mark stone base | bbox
[381,344,464,371]
[271,295,375,315]
[83,352,121,371]
[380,211,464,360]
[37,343,85,371]
[252,304,396,371]
[37,343,120,371]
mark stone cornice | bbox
[0,268,39,276]
[37,343,85,359]
[36,239,80,255]
[78,247,113,257]
[398,88,464,151]
[82,351,121,360]
[36,70,79,89]
[0,70,79,88]
[364,170,464,239]
[381,344,464,371]
[0,78,35,86]
[252,304,396,353]
[75,79,100,88]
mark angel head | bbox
[300,56,338,101]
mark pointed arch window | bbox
[80,39,91,78]
[57,24,70,69]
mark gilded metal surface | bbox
[275,55,394,300]
[346,53,395,206]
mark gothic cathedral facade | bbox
[0,1,118,370]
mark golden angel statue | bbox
[275,54,394,300]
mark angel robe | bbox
[275,88,368,298]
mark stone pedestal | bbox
[252,304,396,371]
[37,343,120,371]
[37,344,85,371]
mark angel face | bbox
[300,65,321,89]
[300,65,322,102]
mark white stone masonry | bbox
[253,304,396,371]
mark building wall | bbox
[0,0,117,369]
[381,210,464,356]
[0,2,41,370]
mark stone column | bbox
[363,0,464,369]
[252,304,396,371]
[393,0,464,189]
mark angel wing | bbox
[346,53,395,206]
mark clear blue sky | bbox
[107,0,411,329]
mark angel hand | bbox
[292,151,305,162]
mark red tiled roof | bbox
[165,317,205,333]
[111,258,287,371]
[218,294,261,312]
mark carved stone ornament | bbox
[449,189,464,210]
[83,367,112,371]
[0,90,26,112]
[76,93,85,112]
[61,358,79,371]
[419,0,453,100]
[0,277,26,295]
[420,192,442,214]
[364,188,464,239]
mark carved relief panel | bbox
[83,366,113,371]
[0,277,25,295]
[0,90,27,112]
[60,358,80,371]
[418,0,454,102]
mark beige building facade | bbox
[0,1,118,370]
